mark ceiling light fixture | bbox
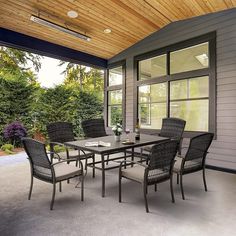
[104,28,112,34]
[30,15,91,42]
[67,10,78,18]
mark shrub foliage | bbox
[0,47,104,146]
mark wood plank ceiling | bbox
[0,0,235,59]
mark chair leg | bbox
[140,148,143,162]
[177,173,179,184]
[67,157,70,184]
[124,151,127,169]
[28,175,33,200]
[85,158,88,171]
[106,154,110,165]
[92,155,95,178]
[50,182,56,210]
[59,182,62,192]
[119,175,122,202]
[180,173,185,200]
[143,183,149,213]
[81,176,84,201]
[154,184,157,192]
[203,167,208,192]
[170,174,175,203]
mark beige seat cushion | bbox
[173,156,202,173]
[58,150,92,160]
[54,162,82,181]
[122,165,145,183]
[121,165,169,183]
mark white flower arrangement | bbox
[112,123,122,136]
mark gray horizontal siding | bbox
[108,8,236,170]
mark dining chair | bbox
[141,118,186,160]
[47,121,95,177]
[81,118,111,165]
[22,138,84,210]
[81,118,107,138]
[119,140,178,213]
[173,132,214,200]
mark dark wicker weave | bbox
[159,118,186,141]
[47,122,95,177]
[81,118,107,138]
[82,118,111,165]
[141,117,186,158]
[119,140,178,213]
[22,138,84,210]
[47,122,75,143]
[173,132,214,200]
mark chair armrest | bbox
[181,146,207,153]
[47,151,61,160]
[49,142,65,147]
[51,158,82,167]
[170,136,180,141]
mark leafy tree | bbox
[0,46,42,83]
[0,76,36,145]
[73,90,104,136]
[59,61,104,99]
[31,85,74,136]
[31,86,103,137]
[59,61,87,89]
[0,47,42,145]
[0,47,104,145]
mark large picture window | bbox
[108,89,123,127]
[106,62,125,127]
[138,83,167,129]
[170,42,209,74]
[170,76,209,131]
[136,33,216,133]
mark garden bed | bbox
[0,148,24,157]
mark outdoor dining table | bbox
[65,133,169,197]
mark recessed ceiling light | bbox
[195,53,208,67]
[67,10,78,18]
[104,28,112,34]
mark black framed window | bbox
[105,61,126,127]
[170,76,209,131]
[135,32,216,134]
[138,82,167,129]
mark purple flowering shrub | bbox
[3,121,27,147]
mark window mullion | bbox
[167,51,170,118]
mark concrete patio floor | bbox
[0,154,236,236]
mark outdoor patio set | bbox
[22,118,214,213]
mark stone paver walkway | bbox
[0,152,27,166]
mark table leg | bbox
[101,154,105,197]
[124,150,127,169]
[131,147,134,167]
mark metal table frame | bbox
[65,133,168,197]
